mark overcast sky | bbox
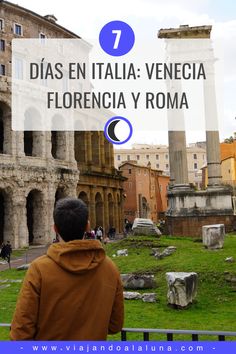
[12,0,236,146]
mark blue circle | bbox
[104,116,133,145]
[99,21,135,56]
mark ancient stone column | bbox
[109,143,114,168]
[103,188,109,231]
[16,194,29,248]
[114,191,120,232]
[86,132,92,164]
[203,59,222,186]
[100,133,105,167]
[168,131,189,185]
[158,27,189,187]
[89,187,96,229]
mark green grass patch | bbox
[1,234,236,341]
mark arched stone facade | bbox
[0,1,125,247]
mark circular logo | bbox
[104,116,133,145]
[99,21,135,56]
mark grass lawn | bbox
[1,234,236,341]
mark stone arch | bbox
[95,192,104,227]
[108,193,115,227]
[0,187,13,244]
[51,114,67,160]
[91,131,100,165]
[74,131,86,164]
[26,189,44,244]
[24,107,43,157]
[55,186,68,204]
[0,101,11,155]
[78,191,89,207]
[142,196,148,218]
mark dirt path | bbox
[0,246,48,272]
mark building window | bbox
[165,154,168,159]
[0,64,5,76]
[14,58,23,79]
[0,39,5,51]
[0,19,4,31]
[193,153,197,160]
[117,155,120,161]
[194,162,198,170]
[128,169,131,174]
[146,154,149,159]
[127,155,130,161]
[14,24,23,36]
[166,164,169,169]
[137,155,140,160]
[156,154,159,160]
[156,163,159,169]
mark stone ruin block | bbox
[202,224,225,250]
[153,246,177,259]
[132,218,161,236]
[123,291,142,300]
[166,272,197,308]
[117,249,128,256]
[121,273,157,290]
[142,293,157,303]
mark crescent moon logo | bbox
[104,116,133,145]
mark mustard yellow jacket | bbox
[10,240,124,340]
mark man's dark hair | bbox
[53,198,89,241]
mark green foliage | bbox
[1,234,236,340]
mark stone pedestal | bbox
[166,185,234,237]
[202,224,225,249]
[166,272,198,308]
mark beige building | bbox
[115,143,206,188]
[0,1,124,248]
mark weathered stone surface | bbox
[166,272,197,308]
[0,261,8,265]
[132,218,161,236]
[0,279,22,283]
[123,291,142,300]
[225,257,235,263]
[142,293,157,303]
[123,291,157,302]
[150,248,160,256]
[0,284,11,290]
[202,224,225,249]
[117,249,128,256]
[17,264,31,270]
[121,273,157,289]
[225,273,236,284]
[154,246,177,259]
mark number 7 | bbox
[112,30,122,49]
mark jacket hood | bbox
[47,240,106,274]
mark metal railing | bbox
[121,328,236,341]
[1,324,236,341]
